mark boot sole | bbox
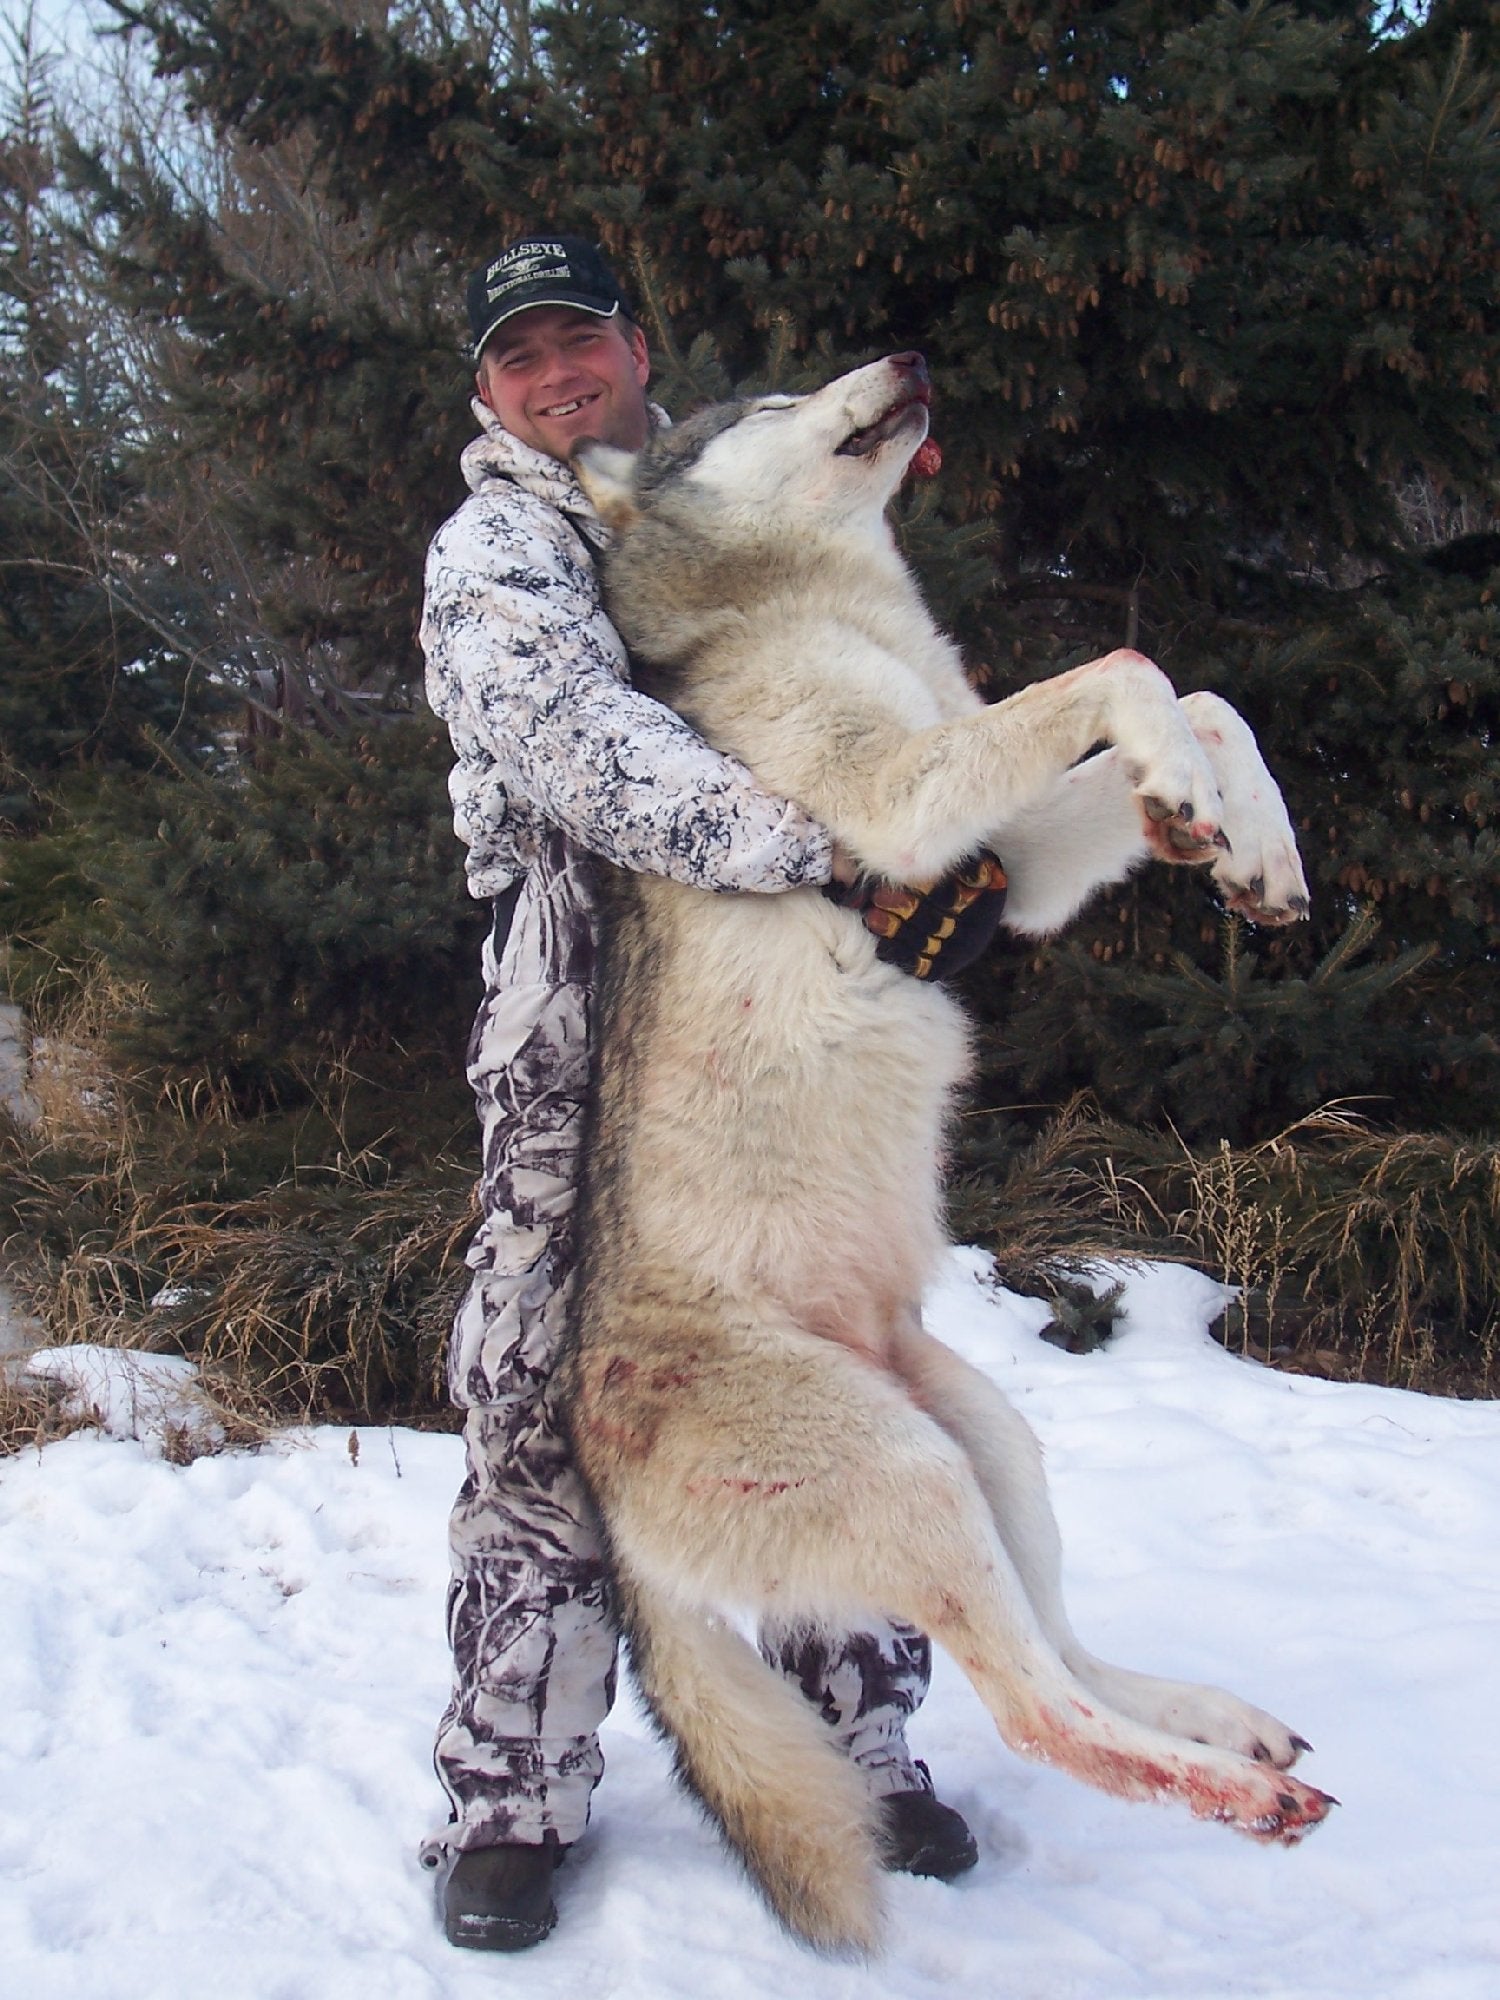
[445,1902,557,1952]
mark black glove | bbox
[823,849,1009,981]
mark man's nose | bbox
[537,342,587,388]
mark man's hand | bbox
[825,851,1009,982]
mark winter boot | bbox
[442,1838,567,1951]
[879,1781,979,1881]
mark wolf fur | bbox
[559,354,1332,1953]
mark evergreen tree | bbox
[0,23,226,981]
[0,27,481,1126]
[86,719,484,1105]
[60,0,1500,1141]
[0,33,192,822]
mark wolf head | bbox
[571,354,933,666]
[573,352,931,536]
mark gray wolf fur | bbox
[558,353,1333,1953]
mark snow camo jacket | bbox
[421,398,834,909]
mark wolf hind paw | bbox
[1204,1770,1338,1846]
[1080,1667,1311,1771]
[1183,1701,1308,1771]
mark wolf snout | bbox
[887,351,931,402]
[836,358,934,460]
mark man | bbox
[419,236,992,1952]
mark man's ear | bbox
[571,439,641,532]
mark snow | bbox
[3,1251,1498,1999]
[24,1345,224,1453]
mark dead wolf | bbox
[556,352,1334,1952]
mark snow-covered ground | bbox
[3,1252,1497,1999]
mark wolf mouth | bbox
[835,388,931,459]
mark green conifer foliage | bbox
[2,37,220,997]
[80,720,484,1103]
[1,59,196,837]
[75,0,1500,1143]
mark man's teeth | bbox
[543,398,588,417]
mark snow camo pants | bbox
[425,832,934,1856]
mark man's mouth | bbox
[539,394,596,420]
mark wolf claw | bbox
[1224,1778,1337,1844]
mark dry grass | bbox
[977,1099,1500,1395]
[0,1371,96,1455]
[17,1169,476,1430]
[9,972,1494,1466]
[2,979,476,1449]
[947,1105,1152,1349]
[12,962,148,1142]
[947,1100,1143,1284]
[116,1177,476,1420]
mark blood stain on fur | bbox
[648,1366,698,1392]
[1035,1718,1334,1839]
[683,1475,807,1498]
[579,1413,652,1458]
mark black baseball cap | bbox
[467,236,635,360]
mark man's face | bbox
[475,305,652,462]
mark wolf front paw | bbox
[1212,856,1311,927]
[1141,795,1231,864]
[1126,740,1225,855]
[1070,649,1226,849]
[1178,692,1310,926]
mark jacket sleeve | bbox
[421,488,833,895]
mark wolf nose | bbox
[889,351,929,387]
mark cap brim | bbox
[472,296,621,361]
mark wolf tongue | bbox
[908,438,943,481]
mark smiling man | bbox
[473,284,652,461]
[418,236,982,1954]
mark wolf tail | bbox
[621,1573,887,1954]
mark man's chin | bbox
[533,403,606,457]
[558,412,652,458]
[526,397,650,462]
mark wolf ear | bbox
[571,439,642,532]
